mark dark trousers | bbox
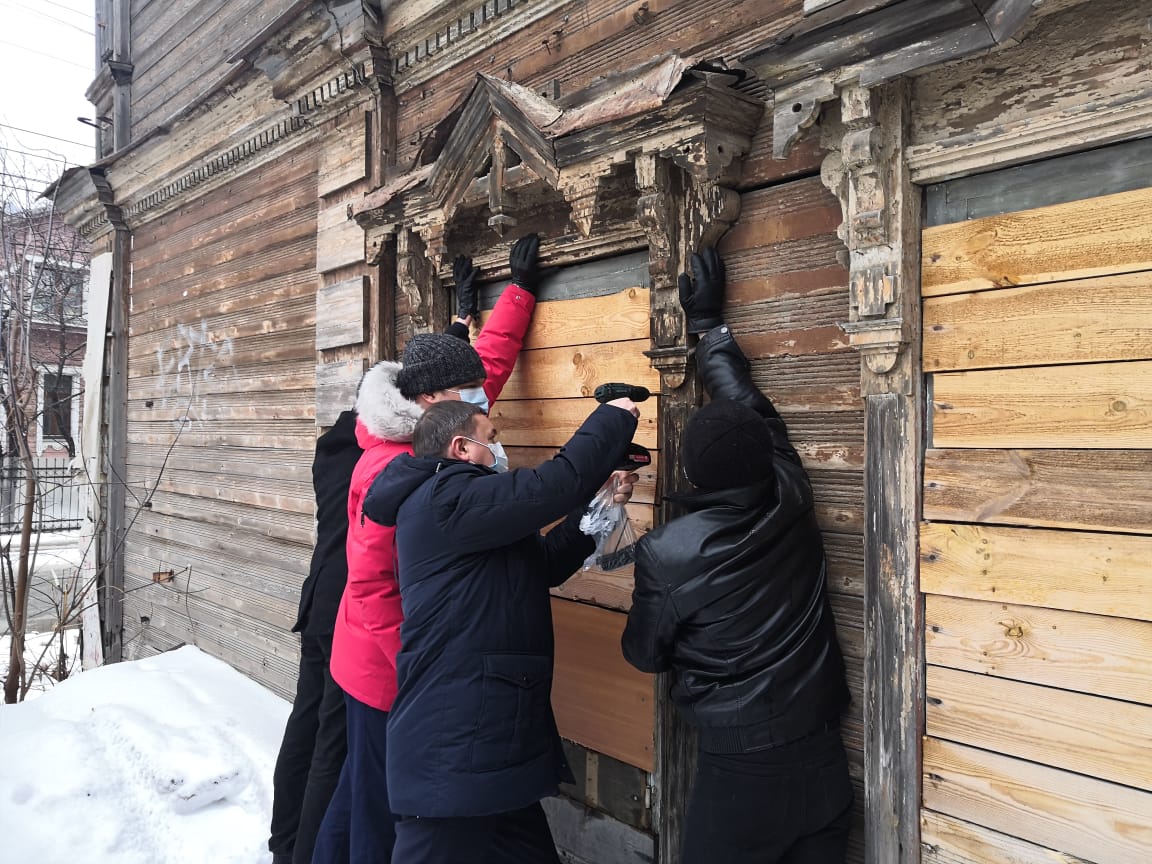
[683,724,854,864]
[269,633,347,864]
[392,802,560,864]
[312,694,398,864]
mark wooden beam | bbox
[930,361,1152,449]
[924,448,1152,535]
[923,271,1152,372]
[921,187,1152,296]
[922,809,1092,864]
[922,737,1152,863]
[925,594,1152,705]
[920,522,1152,622]
[551,598,654,772]
[927,665,1152,792]
[499,340,661,401]
[490,397,659,449]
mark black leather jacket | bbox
[621,325,849,753]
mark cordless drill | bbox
[593,383,653,472]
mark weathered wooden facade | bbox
[53,0,1151,861]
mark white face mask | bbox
[463,437,508,473]
[450,386,489,414]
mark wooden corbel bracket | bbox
[838,316,908,375]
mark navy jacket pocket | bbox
[470,653,553,773]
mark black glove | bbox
[509,234,540,294]
[678,247,725,333]
[454,255,480,320]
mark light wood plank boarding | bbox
[921,810,1093,864]
[923,272,1152,372]
[923,448,1152,535]
[925,594,1152,705]
[921,187,1152,296]
[931,362,1152,449]
[315,203,363,274]
[491,398,659,450]
[922,737,1152,863]
[316,276,368,351]
[921,522,1152,622]
[927,665,1152,792]
[480,287,650,351]
[551,598,654,772]
[500,339,660,401]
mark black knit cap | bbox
[681,398,776,491]
[395,333,487,400]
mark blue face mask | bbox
[463,437,509,473]
[450,386,489,414]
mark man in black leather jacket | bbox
[622,248,853,864]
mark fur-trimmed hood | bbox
[355,360,424,445]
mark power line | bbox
[14,0,90,20]
[0,40,92,71]
[0,124,92,150]
[0,0,94,36]
[0,147,73,165]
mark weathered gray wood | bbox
[316,204,365,274]
[541,796,655,864]
[925,136,1152,226]
[315,359,365,427]
[316,276,368,350]
[477,251,650,309]
[105,222,131,662]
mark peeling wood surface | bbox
[922,737,1152,863]
[909,0,1152,182]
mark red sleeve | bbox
[475,283,535,404]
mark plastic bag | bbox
[578,477,637,571]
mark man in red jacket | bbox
[314,235,544,864]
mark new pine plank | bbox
[923,272,1152,372]
[923,448,1152,535]
[925,594,1152,705]
[490,397,659,449]
[921,810,1094,864]
[931,361,1152,449]
[551,598,654,772]
[927,665,1152,791]
[481,287,650,351]
[922,737,1152,863]
[921,187,1152,296]
[499,339,661,401]
[920,522,1152,622]
[552,565,635,612]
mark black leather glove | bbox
[454,254,480,320]
[678,247,726,333]
[509,234,540,294]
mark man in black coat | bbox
[362,396,639,863]
[622,248,853,864]
[269,409,362,864]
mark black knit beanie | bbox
[681,398,776,491]
[395,333,487,400]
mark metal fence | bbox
[0,458,86,534]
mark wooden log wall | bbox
[718,174,866,861]
[119,143,323,695]
[919,185,1152,863]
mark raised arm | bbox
[681,247,800,466]
[474,234,540,404]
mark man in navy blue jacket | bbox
[362,396,639,863]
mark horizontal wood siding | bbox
[122,150,320,697]
[920,173,1152,861]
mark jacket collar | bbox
[666,476,778,511]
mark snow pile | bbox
[0,646,290,864]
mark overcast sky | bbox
[0,0,97,196]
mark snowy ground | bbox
[0,646,290,864]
